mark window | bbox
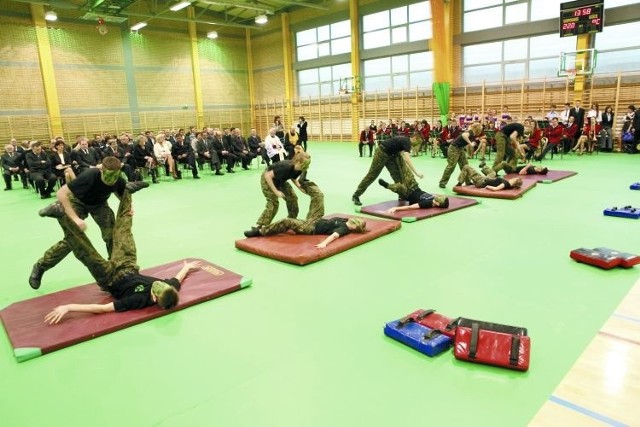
[362,2,431,50]
[295,20,351,62]
[594,22,640,73]
[363,52,433,91]
[297,63,351,98]
[462,33,575,83]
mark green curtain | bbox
[432,82,450,125]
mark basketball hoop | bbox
[567,68,577,82]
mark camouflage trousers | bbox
[492,133,517,172]
[260,180,325,236]
[493,160,517,175]
[300,180,324,222]
[256,174,299,227]
[458,164,496,188]
[353,146,412,197]
[57,191,138,288]
[439,144,468,187]
[37,198,115,271]
[386,182,414,200]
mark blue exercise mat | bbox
[603,206,640,219]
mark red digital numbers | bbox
[574,7,592,17]
[563,22,576,30]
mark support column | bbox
[350,0,361,142]
[281,13,294,128]
[572,34,592,101]
[187,7,205,129]
[430,0,453,124]
[30,4,62,136]
[246,28,256,127]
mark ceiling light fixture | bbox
[170,1,191,12]
[44,10,58,21]
[255,14,268,25]
[207,31,218,39]
[130,21,147,31]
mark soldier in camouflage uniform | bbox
[457,164,523,190]
[40,183,203,325]
[352,136,424,206]
[438,123,483,188]
[255,151,311,228]
[492,121,526,172]
[29,157,127,290]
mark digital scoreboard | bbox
[560,0,604,37]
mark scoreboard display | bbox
[560,0,604,37]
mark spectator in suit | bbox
[297,116,308,151]
[25,141,57,198]
[212,129,237,173]
[104,138,133,181]
[171,134,200,179]
[561,116,579,154]
[133,135,158,184]
[72,137,101,176]
[248,128,269,166]
[569,100,586,138]
[600,105,615,152]
[230,127,255,170]
[2,143,29,190]
[195,132,223,175]
[51,139,76,184]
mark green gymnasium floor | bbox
[0,143,638,427]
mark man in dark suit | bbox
[25,141,57,198]
[248,128,269,166]
[171,134,200,179]
[230,127,255,170]
[569,100,586,139]
[72,137,101,176]
[2,143,28,190]
[103,137,133,181]
[196,132,223,175]
[212,129,237,173]
[297,116,308,151]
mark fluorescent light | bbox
[170,1,191,12]
[255,14,268,24]
[44,10,57,21]
[207,31,218,39]
[131,22,147,31]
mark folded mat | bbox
[453,179,536,200]
[517,170,577,183]
[0,258,251,362]
[359,196,478,222]
[235,214,401,265]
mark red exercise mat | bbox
[359,196,478,223]
[0,258,251,362]
[235,214,401,265]
[453,179,537,200]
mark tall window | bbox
[362,2,431,50]
[462,34,575,84]
[464,0,529,31]
[298,63,352,98]
[363,52,433,91]
[296,20,351,62]
[594,22,640,73]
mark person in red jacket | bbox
[535,117,564,161]
[561,116,579,154]
[523,120,543,160]
[572,117,602,154]
[359,128,375,157]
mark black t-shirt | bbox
[313,218,350,237]
[516,164,536,175]
[405,188,435,208]
[268,161,301,188]
[67,168,126,206]
[485,177,512,189]
[452,131,476,148]
[501,123,525,138]
[380,136,411,155]
[111,273,181,312]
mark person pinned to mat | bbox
[457,164,522,192]
[244,216,367,249]
[40,183,203,324]
[492,161,548,176]
[438,123,483,189]
[351,135,424,206]
[377,179,449,214]
[252,149,311,230]
[29,156,129,291]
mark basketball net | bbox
[567,68,577,82]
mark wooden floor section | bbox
[529,277,640,427]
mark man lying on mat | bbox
[377,178,449,214]
[456,164,522,192]
[244,216,367,249]
[39,183,201,324]
[493,161,548,175]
